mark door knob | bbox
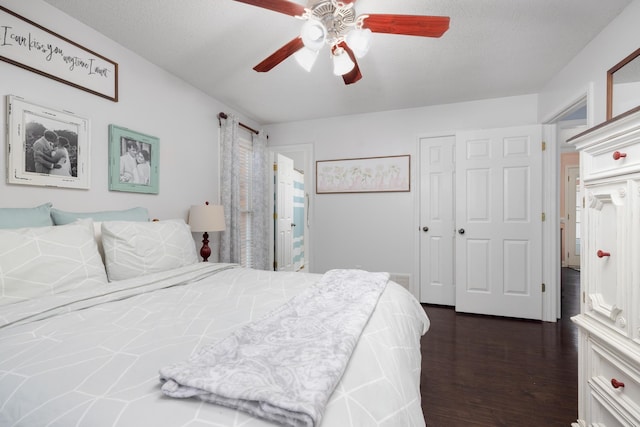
[422,226,429,232]
[291,223,296,227]
[458,228,465,235]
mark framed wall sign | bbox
[108,125,159,194]
[6,94,90,189]
[0,5,118,102]
[316,154,411,194]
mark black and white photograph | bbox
[6,95,90,189]
[108,124,159,194]
[118,137,152,185]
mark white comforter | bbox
[0,263,429,427]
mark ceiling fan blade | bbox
[253,37,304,72]
[340,43,362,85]
[232,0,305,17]
[363,14,450,38]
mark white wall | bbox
[266,95,539,276]
[0,0,256,221]
[538,0,640,124]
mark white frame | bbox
[6,95,90,189]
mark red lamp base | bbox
[200,231,211,262]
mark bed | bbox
[0,204,429,427]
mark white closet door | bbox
[419,135,456,305]
[455,125,543,320]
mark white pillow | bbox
[0,219,108,306]
[101,219,199,281]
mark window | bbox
[238,135,253,267]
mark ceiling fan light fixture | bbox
[332,47,355,76]
[345,28,372,58]
[300,19,327,51]
[294,46,319,72]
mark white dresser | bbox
[570,107,640,427]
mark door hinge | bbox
[541,283,546,293]
[542,212,546,222]
[273,213,277,220]
[273,164,278,171]
[541,141,546,151]
[273,261,278,270]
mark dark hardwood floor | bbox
[420,268,580,427]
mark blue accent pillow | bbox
[0,203,54,229]
[51,207,149,225]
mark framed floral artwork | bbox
[316,154,410,194]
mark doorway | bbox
[269,144,314,272]
[547,95,589,318]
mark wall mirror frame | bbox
[607,47,640,120]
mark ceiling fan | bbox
[233,0,450,85]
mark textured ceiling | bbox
[41,0,633,124]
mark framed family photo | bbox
[108,125,159,194]
[6,95,90,189]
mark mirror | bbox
[607,47,640,120]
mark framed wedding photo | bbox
[108,124,159,194]
[6,95,90,189]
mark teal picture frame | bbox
[108,125,159,194]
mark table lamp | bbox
[188,202,225,262]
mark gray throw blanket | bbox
[159,269,389,427]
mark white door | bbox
[275,154,294,271]
[419,136,456,305]
[455,126,543,320]
[565,166,581,268]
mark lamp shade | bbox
[345,28,372,58]
[332,47,355,76]
[294,46,319,72]
[300,19,327,51]
[188,204,225,232]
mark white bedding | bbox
[0,263,429,427]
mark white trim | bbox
[542,124,559,321]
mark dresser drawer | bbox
[583,181,631,338]
[588,338,640,422]
[587,388,634,427]
[583,143,640,181]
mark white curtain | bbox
[219,115,241,264]
[251,131,271,270]
[219,114,271,270]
